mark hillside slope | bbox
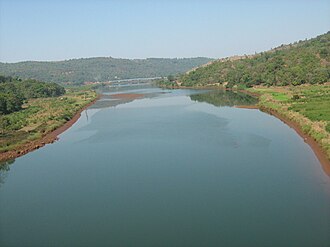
[179,32,330,87]
[0,57,212,84]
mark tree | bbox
[167,75,175,82]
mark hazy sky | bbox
[0,0,329,62]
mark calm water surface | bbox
[1,88,330,247]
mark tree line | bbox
[0,57,213,84]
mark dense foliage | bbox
[0,76,65,114]
[0,57,212,84]
[180,32,330,87]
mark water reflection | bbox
[90,92,162,109]
[89,94,135,109]
[0,159,14,186]
[91,84,168,110]
[190,90,258,107]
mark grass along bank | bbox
[247,83,330,171]
[0,89,98,161]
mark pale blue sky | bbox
[0,0,329,62]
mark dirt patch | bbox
[111,93,144,100]
[235,105,259,109]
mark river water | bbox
[1,87,329,247]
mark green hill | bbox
[0,57,212,85]
[179,32,330,87]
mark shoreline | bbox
[2,86,329,176]
[162,84,330,175]
[0,95,100,163]
[237,104,330,176]
[260,107,330,176]
[159,84,261,97]
[111,93,145,100]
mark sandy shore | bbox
[0,96,100,162]
[235,105,259,109]
[111,93,144,100]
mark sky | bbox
[0,0,329,62]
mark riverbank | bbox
[236,103,330,176]
[260,106,330,176]
[0,90,99,162]
[247,84,330,175]
[160,83,330,174]
[111,93,145,100]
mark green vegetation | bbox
[289,88,330,122]
[0,88,97,153]
[270,92,290,101]
[249,84,330,159]
[0,57,212,84]
[179,32,330,87]
[0,76,65,114]
[157,76,179,88]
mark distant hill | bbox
[0,57,213,84]
[179,32,330,87]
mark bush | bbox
[292,94,300,100]
[326,123,330,133]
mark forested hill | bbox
[179,32,330,87]
[0,57,212,84]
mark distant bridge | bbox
[106,77,162,87]
[110,77,162,83]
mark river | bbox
[1,87,329,246]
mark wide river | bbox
[1,87,330,247]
